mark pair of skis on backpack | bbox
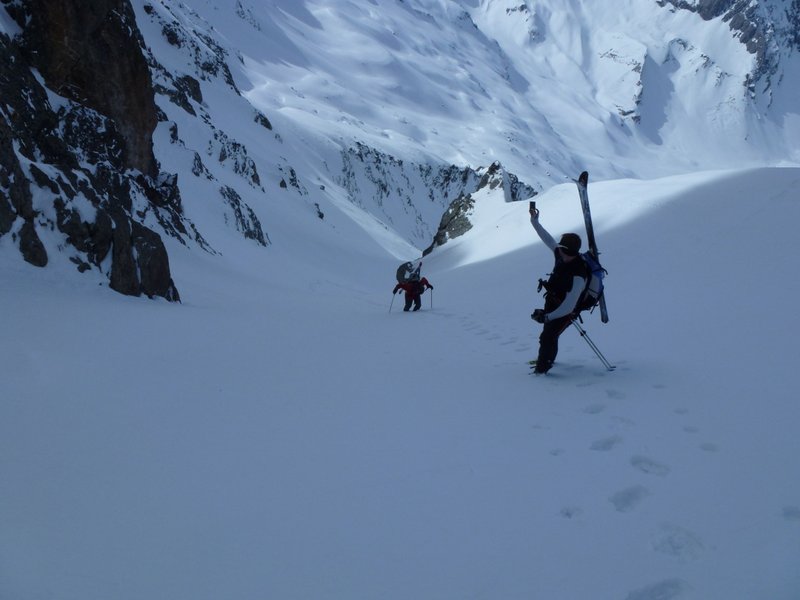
[575,171,609,324]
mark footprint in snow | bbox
[582,403,606,414]
[459,316,478,328]
[590,435,623,452]
[631,455,671,477]
[623,579,689,600]
[651,523,704,562]
[564,363,585,370]
[610,485,650,512]
[560,506,583,519]
[783,506,800,522]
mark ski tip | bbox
[578,171,589,186]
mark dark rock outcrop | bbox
[220,185,269,246]
[423,193,476,257]
[0,0,183,300]
[22,0,159,176]
[338,144,537,251]
[423,162,537,256]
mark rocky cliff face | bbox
[0,0,180,300]
[661,0,800,87]
[23,0,159,176]
[423,162,537,256]
[336,144,536,253]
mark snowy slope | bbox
[2,168,800,600]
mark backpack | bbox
[396,261,421,283]
[576,252,606,312]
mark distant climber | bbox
[393,267,434,312]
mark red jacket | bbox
[393,277,432,298]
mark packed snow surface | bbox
[3,167,800,600]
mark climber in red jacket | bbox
[393,273,434,312]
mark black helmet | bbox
[557,233,581,256]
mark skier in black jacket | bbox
[529,207,588,374]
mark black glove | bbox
[428,285,434,290]
[531,309,547,324]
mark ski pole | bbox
[571,319,616,371]
[389,292,396,313]
[430,288,433,310]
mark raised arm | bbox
[530,210,558,251]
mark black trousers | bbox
[403,294,421,311]
[537,315,573,367]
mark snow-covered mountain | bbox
[153,0,800,245]
[2,0,799,294]
[222,0,800,181]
